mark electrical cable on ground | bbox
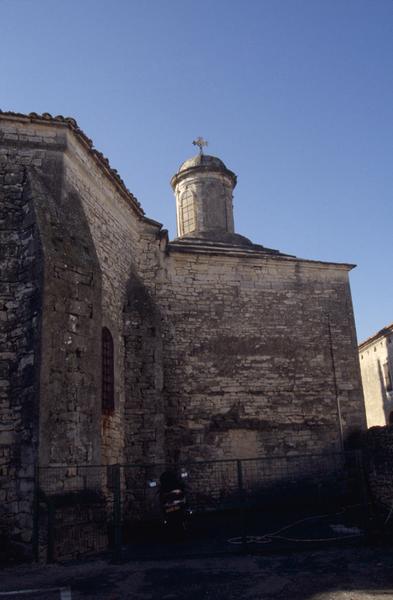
[383,497,393,525]
[227,508,364,545]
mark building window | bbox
[181,191,196,235]
[102,327,114,413]
[383,362,392,393]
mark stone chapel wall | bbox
[0,120,47,553]
[0,114,166,473]
[0,114,166,555]
[0,113,368,558]
[61,132,165,466]
[156,248,366,463]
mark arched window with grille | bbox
[102,327,114,413]
[180,190,196,235]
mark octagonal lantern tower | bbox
[171,150,242,244]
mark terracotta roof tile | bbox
[358,323,393,350]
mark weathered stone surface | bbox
[363,425,393,510]
[0,112,367,558]
[0,148,42,554]
[154,248,365,462]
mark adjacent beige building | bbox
[359,324,393,427]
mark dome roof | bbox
[171,153,236,190]
[178,153,227,173]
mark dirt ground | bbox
[1,542,393,600]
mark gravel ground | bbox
[1,542,393,600]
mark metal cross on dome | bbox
[193,137,208,155]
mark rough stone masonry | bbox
[0,111,366,556]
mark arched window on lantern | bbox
[180,189,196,236]
[102,327,114,413]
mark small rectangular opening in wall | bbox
[383,362,392,392]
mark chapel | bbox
[0,111,366,554]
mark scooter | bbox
[148,469,190,537]
[161,488,186,527]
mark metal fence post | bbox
[32,465,39,562]
[47,499,55,563]
[112,464,122,562]
[236,459,243,493]
[355,448,373,532]
[237,460,247,548]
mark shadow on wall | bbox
[123,271,165,464]
[363,424,393,521]
[377,357,393,425]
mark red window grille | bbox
[102,327,114,413]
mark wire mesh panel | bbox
[122,459,242,524]
[178,460,240,511]
[39,465,102,495]
[122,463,166,523]
[37,465,114,562]
[240,452,355,510]
[34,451,367,561]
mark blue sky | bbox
[1,0,392,342]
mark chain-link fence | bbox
[34,464,118,562]
[35,451,368,562]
